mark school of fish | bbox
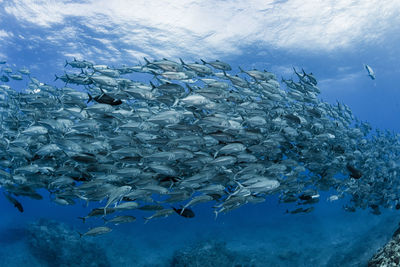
[0,58,399,236]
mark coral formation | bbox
[170,240,254,267]
[368,224,400,266]
[26,219,110,267]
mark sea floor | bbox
[1,195,399,267]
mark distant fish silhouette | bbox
[364,64,375,80]
[3,193,24,213]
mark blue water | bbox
[1,191,399,266]
[1,1,400,266]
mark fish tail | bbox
[200,59,207,65]
[179,58,185,65]
[77,217,86,223]
[87,93,92,104]
[149,81,156,90]
[143,57,150,65]
[185,83,193,93]
[213,210,219,220]
[54,74,59,81]
[64,60,68,67]
[77,231,83,238]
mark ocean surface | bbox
[1,1,400,266]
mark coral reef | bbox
[368,224,400,266]
[26,219,110,267]
[169,240,254,267]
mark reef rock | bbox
[170,240,254,267]
[368,224,400,266]
[26,219,110,267]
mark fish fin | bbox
[213,151,219,159]
[214,209,219,220]
[293,67,301,77]
[234,180,244,188]
[172,98,179,107]
[179,205,186,215]
[143,57,151,65]
[223,70,227,77]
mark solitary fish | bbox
[364,64,375,80]
[78,208,116,223]
[3,193,24,213]
[78,226,112,237]
[346,164,362,179]
[200,59,232,71]
[173,207,195,218]
[286,207,314,214]
[87,93,122,106]
[104,215,136,225]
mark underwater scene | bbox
[1,1,400,266]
